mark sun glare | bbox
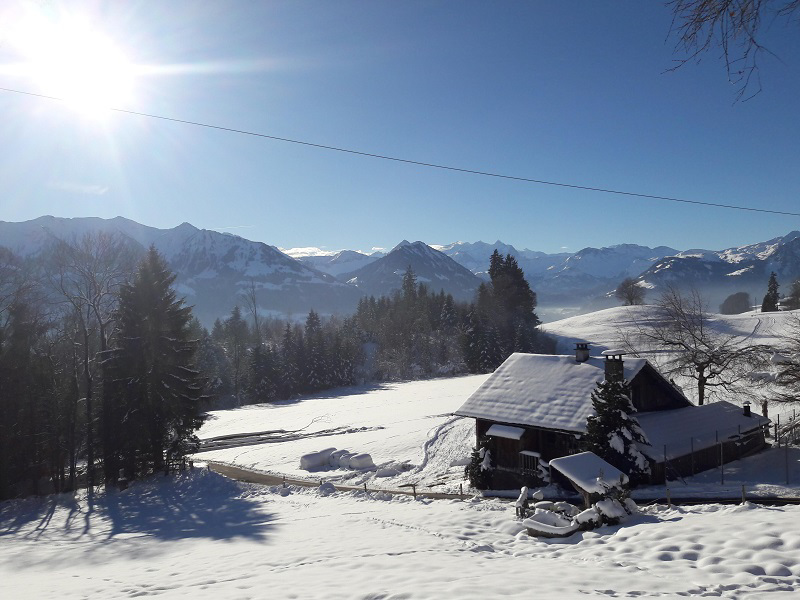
[10,13,136,116]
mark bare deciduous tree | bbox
[776,314,800,402]
[240,279,262,342]
[45,232,139,488]
[668,0,800,101]
[615,277,646,306]
[621,286,769,404]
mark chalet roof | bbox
[454,353,649,432]
[635,401,769,461]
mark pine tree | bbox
[248,343,278,403]
[279,323,299,398]
[304,309,326,391]
[401,265,417,306]
[101,247,205,482]
[761,272,780,312]
[583,377,651,484]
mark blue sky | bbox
[0,1,798,254]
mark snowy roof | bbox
[454,353,648,432]
[485,424,525,440]
[549,452,629,494]
[635,401,769,461]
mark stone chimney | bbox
[743,400,751,417]
[575,342,590,363]
[603,351,625,382]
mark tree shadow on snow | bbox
[101,470,273,542]
[0,470,274,544]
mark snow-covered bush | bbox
[465,438,492,489]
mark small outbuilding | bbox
[549,451,628,507]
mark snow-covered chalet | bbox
[455,343,769,488]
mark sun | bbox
[8,12,137,116]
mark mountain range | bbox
[2,216,799,325]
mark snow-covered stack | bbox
[300,447,375,472]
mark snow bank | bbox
[300,447,336,471]
[300,447,374,472]
[348,453,375,470]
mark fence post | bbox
[741,484,746,504]
[412,484,417,500]
[364,482,367,493]
[786,442,790,485]
[459,483,463,498]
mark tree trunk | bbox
[697,372,706,406]
[83,327,94,491]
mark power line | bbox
[2,85,798,218]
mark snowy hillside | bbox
[541,304,798,405]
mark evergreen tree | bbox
[304,309,326,391]
[401,265,418,306]
[761,272,780,312]
[466,252,542,372]
[247,343,278,403]
[279,323,299,398]
[720,291,752,315]
[584,376,651,484]
[102,247,205,482]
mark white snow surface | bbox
[5,367,800,597]
[549,451,629,493]
[635,401,769,460]
[455,353,647,432]
[5,470,800,598]
[485,423,525,440]
[197,376,489,491]
[541,305,799,409]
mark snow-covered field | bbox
[3,470,800,599]
[4,306,800,598]
[196,376,490,494]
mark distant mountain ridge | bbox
[3,216,798,325]
[636,231,800,309]
[339,240,483,301]
[0,216,361,325]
